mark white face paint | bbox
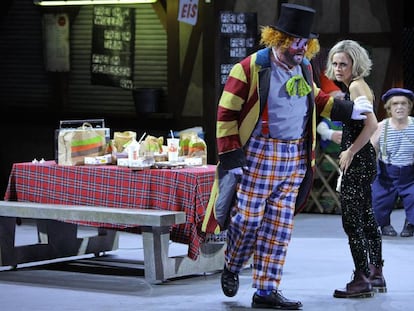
[279,38,308,68]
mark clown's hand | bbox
[228,167,247,175]
[228,167,243,175]
[351,96,373,120]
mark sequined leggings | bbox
[340,165,383,276]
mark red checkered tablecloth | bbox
[4,161,216,260]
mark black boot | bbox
[400,219,414,237]
[381,225,397,236]
[368,263,387,293]
[333,270,374,298]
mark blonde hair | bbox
[260,26,320,60]
[325,40,372,81]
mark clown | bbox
[202,4,374,309]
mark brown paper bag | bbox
[113,131,137,153]
[58,123,108,165]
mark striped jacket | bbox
[202,47,353,233]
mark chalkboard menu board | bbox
[91,6,135,89]
[218,12,257,89]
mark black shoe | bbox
[221,265,239,297]
[252,290,303,310]
[400,220,414,237]
[381,225,397,236]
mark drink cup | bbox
[167,138,179,162]
[127,140,141,167]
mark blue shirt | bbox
[253,56,309,140]
[379,117,414,166]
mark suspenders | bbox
[261,102,269,136]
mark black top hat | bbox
[273,3,318,39]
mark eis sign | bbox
[178,0,198,26]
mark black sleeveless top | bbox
[341,91,376,180]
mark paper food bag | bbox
[58,123,108,166]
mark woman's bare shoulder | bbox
[349,79,373,102]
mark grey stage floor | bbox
[0,209,412,311]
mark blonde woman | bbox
[325,40,385,298]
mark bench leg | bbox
[0,217,17,266]
[37,220,119,257]
[141,226,225,284]
[0,218,119,267]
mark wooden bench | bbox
[0,201,225,284]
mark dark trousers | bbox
[372,161,414,226]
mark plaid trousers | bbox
[226,135,307,290]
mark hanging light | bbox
[34,0,157,6]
